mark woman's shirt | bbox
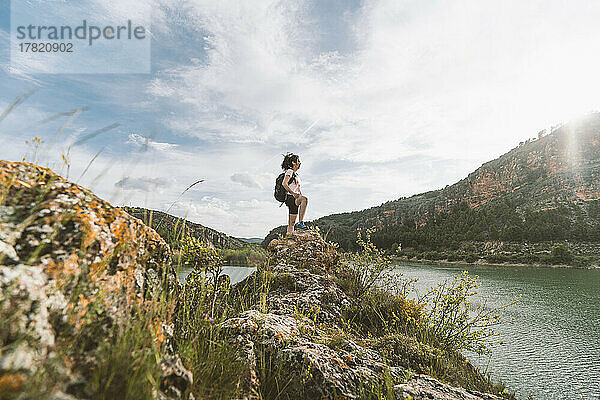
[284,169,300,194]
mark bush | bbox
[423,251,444,261]
[572,255,592,267]
[418,271,517,354]
[221,245,267,267]
[464,254,479,263]
[335,230,516,398]
[551,243,573,264]
[343,286,424,337]
[521,254,540,264]
[338,229,395,300]
[484,254,509,264]
[446,253,465,262]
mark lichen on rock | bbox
[0,160,190,399]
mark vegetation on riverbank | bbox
[220,244,268,267]
[396,242,597,268]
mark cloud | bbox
[143,0,600,167]
[114,176,174,193]
[230,172,263,189]
[127,133,178,151]
[167,196,238,231]
[236,199,262,208]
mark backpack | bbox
[274,171,296,202]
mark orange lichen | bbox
[44,253,80,280]
[68,293,93,329]
[0,372,25,392]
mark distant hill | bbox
[264,114,600,254]
[124,207,244,249]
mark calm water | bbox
[177,266,256,286]
[392,263,600,400]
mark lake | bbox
[177,266,256,286]
[391,262,600,400]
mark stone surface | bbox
[396,374,505,400]
[226,231,502,400]
[0,161,190,399]
[266,230,339,273]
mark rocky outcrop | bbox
[0,161,191,399]
[226,231,503,400]
[398,375,505,400]
[0,160,508,399]
[267,230,339,273]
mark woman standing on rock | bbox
[281,153,308,235]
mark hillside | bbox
[123,206,244,249]
[265,114,600,261]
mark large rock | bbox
[266,230,339,273]
[0,161,190,398]
[226,231,503,400]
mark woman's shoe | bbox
[295,221,307,230]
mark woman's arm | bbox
[282,173,299,198]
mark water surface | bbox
[392,263,600,399]
[177,266,256,285]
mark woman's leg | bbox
[287,213,297,235]
[297,196,308,222]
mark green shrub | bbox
[484,254,509,264]
[446,253,464,262]
[419,271,517,355]
[423,251,444,261]
[521,254,540,264]
[221,245,267,267]
[550,243,573,264]
[572,255,592,267]
[464,254,479,263]
[337,229,395,300]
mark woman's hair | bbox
[281,153,299,170]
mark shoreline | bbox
[391,257,600,270]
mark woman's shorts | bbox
[285,194,299,214]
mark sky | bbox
[2,0,600,238]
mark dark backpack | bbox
[274,171,296,202]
